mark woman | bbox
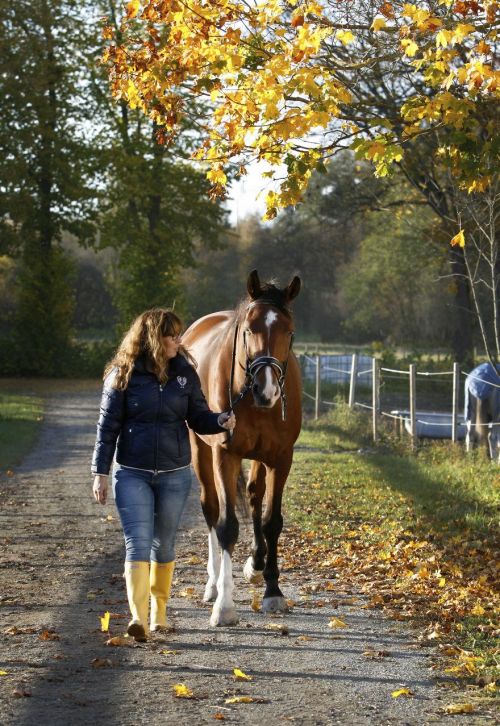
[91,308,235,642]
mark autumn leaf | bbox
[213,714,226,721]
[91,658,113,668]
[173,683,194,698]
[444,703,474,714]
[0,670,8,675]
[336,30,355,46]
[371,17,387,31]
[328,617,348,629]
[100,611,110,632]
[106,636,133,647]
[126,0,141,20]
[265,623,289,635]
[186,555,202,565]
[159,649,180,655]
[179,587,196,598]
[233,667,252,681]
[450,230,465,247]
[391,687,414,698]
[225,696,254,704]
[250,589,261,612]
[39,630,60,641]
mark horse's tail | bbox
[236,466,250,521]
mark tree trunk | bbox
[448,245,474,368]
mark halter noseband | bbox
[228,301,294,423]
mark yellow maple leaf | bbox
[392,687,414,698]
[100,611,110,632]
[444,703,474,714]
[401,39,419,57]
[126,0,141,20]
[173,683,194,698]
[0,670,8,675]
[225,696,254,704]
[250,589,261,612]
[336,30,355,46]
[233,667,252,681]
[471,603,485,616]
[328,617,348,628]
[371,17,387,31]
[450,230,465,247]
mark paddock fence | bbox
[298,353,500,448]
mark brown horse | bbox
[182,270,302,626]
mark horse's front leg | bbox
[261,454,292,613]
[211,447,241,627]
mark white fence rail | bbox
[298,353,499,448]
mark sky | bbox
[225,161,276,227]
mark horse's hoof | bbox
[262,596,288,613]
[210,605,239,627]
[243,556,264,585]
[203,582,218,602]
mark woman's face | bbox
[161,333,181,360]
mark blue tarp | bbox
[464,362,500,420]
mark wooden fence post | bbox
[409,363,417,450]
[372,358,380,443]
[315,355,321,420]
[452,362,460,443]
[349,353,358,409]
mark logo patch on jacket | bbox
[177,376,187,388]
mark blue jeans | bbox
[112,465,192,562]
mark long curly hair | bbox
[104,308,193,389]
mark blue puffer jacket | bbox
[91,354,224,475]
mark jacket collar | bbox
[133,353,190,377]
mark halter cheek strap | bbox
[228,314,295,423]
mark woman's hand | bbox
[93,474,108,505]
[218,411,236,431]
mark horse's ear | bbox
[247,269,262,300]
[286,275,301,302]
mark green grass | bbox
[0,392,44,471]
[286,403,499,692]
[0,378,101,471]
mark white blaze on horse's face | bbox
[245,304,293,409]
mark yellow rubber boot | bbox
[124,561,150,642]
[150,561,175,632]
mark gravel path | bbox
[0,388,489,725]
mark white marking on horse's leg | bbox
[243,556,264,585]
[465,421,472,453]
[210,550,238,626]
[262,595,289,613]
[203,528,220,602]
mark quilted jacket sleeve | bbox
[91,371,125,475]
[186,369,226,435]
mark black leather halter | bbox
[228,300,295,423]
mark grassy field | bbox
[0,379,101,472]
[285,403,499,699]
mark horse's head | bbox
[240,270,301,410]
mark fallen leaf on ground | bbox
[159,649,180,655]
[363,649,390,659]
[250,590,261,612]
[179,587,196,598]
[296,635,313,642]
[444,703,474,714]
[13,686,31,698]
[328,617,348,629]
[106,636,132,647]
[91,658,113,668]
[0,670,8,675]
[225,696,254,704]
[173,683,194,698]
[100,611,110,632]
[186,555,202,565]
[265,623,289,635]
[391,687,414,698]
[213,714,226,720]
[39,630,60,641]
[233,668,252,681]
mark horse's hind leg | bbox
[190,433,220,602]
[243,461,266,585]
[261,455,292,614]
